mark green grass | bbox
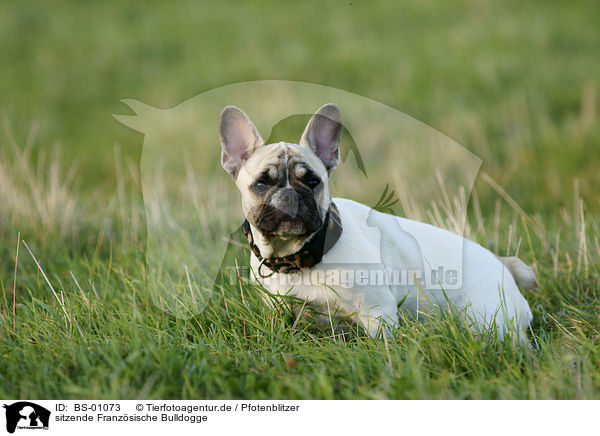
[1,0,599,399]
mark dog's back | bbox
[326,198,533,342]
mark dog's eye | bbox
[306,177,321,189]
[253,179,270,191]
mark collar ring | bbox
[257,257,275,278]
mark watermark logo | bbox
[3,402,50,433]
[114,80,481,318]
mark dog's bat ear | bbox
[299,103,342,173]
[219,106,264,177]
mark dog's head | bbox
[219,104,342,247]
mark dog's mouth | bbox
[273,217,306,236]
[258,216,308,237]
[254,206,321,238]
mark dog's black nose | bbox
[271,187,300,217]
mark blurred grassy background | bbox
[1,0,598,213]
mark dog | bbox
[219,103,535,342]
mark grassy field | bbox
[1,1,599,399]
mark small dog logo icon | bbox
[3,402,50,434]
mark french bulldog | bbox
[219,103,535,342]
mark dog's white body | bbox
[253,197,533,342]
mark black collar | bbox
[241,201,342,276]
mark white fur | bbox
[252,198,533,343]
